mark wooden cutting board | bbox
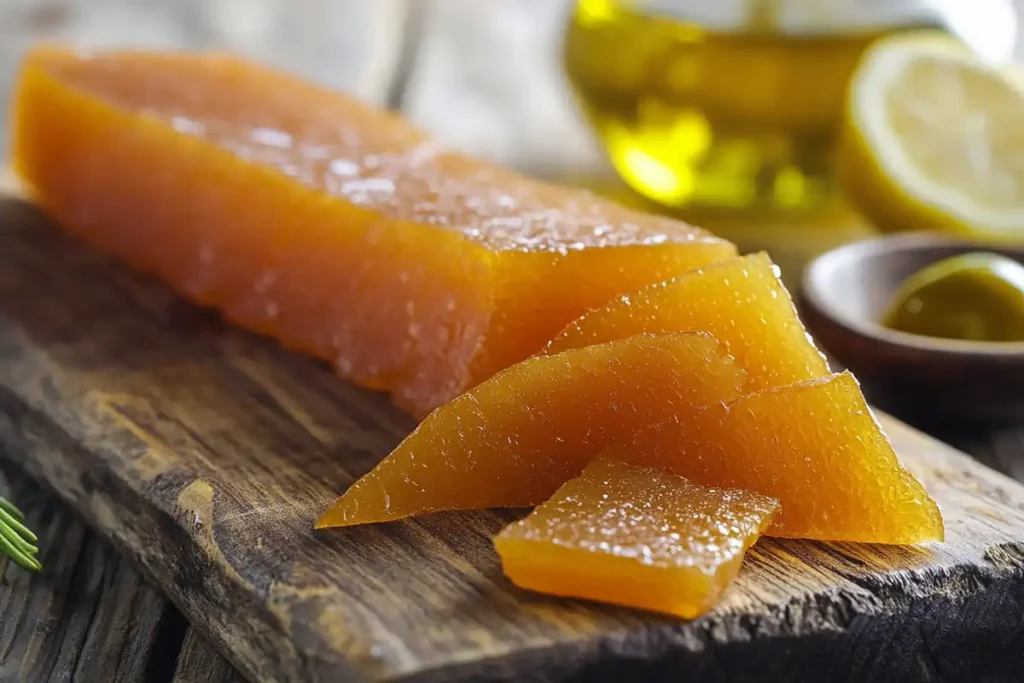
[2,196,1024,683]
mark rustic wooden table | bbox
[2,1,1024,681]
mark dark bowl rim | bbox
[801,232,1024,358]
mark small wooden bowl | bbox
[801,233,1024,422]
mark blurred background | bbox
[2,0,1024,282]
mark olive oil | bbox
[563,0,927,211]
[883,253,1024,342]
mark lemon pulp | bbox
[839,32,1024,240]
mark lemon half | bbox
[839,31,1024,241]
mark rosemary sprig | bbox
[0,497,40,572]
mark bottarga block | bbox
[11,48,736,417]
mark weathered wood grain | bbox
[924,421,1024,485]
[0,454,243,681]
[173,627,248,683]
[1,197,1024,683]
[0,458,169,683]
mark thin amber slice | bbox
[546,252,830,390]
[495,456,778,618]
[11,48,736,417]
[316,332,746,528]
[626,372,943,544]
[321,364,942,544]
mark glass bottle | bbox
[562,0,1018,213]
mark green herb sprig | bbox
[0,497,40,572]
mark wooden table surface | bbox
[1,1,1023,681]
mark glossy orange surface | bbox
[11,48,736,417]
[322,362,941,544]
[316,332,746,528]
[546,252,830,390]
[627,372,943,544]
[495,456,778,618]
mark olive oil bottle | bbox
[563,0,936,211]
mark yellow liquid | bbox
[564,0,922,211]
